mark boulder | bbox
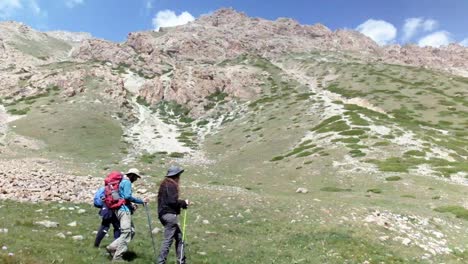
[35,220,59,228]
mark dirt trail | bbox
[122,72,191,159]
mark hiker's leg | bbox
[107,210,124,251]
[175,225,186,264]
[157,214,177,264]
[111,213,121,239]
[94,217,111,247]
[109,211,132,260]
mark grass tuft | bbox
[385,176,402,181]
[434,206,468,220]
[320,187,352,192]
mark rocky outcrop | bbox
[137,64,262,116]
[382,44,468,75]
[126,32,156,55]
[71,39,135,65]
[0,158,100,203]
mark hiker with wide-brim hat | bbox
[157,165,189,264]
[106,168,149,262]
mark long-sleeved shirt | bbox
[157,179,187,218]
[118,176,144,212]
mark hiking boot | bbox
[106,246,116,257]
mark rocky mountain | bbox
[0,8,467,263]
[45,30,93,43]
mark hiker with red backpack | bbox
[93,186,120,247]
[105,168,149,262]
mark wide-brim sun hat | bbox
[126,168,141,178]
[166,165,184,177]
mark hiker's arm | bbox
[121,181,144,204]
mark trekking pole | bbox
[144,203,158,263]
[179,209,188,264]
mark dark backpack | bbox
[104,171,126,210]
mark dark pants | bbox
[158,213,185,264]
[94,208,121,247]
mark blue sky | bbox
[0,0,467,47]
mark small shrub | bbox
[373,141,391,147]
[206,90,228,102]
[284,144,316,157]
[346,144,367,149]
[339,129,365,136]
[349,149,365,157]
[367,188,382,194]
[300,139,313,146]
[8,107,30,115]
[136,96,150,107]
[169,152,185,158]
[370,157,424,173]
[197,120,209,126]
[385,176,402,181]
[140,153,157,164]
[401,195,416,199]
[270,156,284,162]
[316,121,350,133]
[320,187,352,192]
[295,92,314,100]
[180,116,194,123]
[204,102,216,111]
[333,137,360,144]
[404,150,426,157]
[432,196,441,200]
[296,151,313,157]
[310,115,341,131]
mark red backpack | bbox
[104,171,126,210]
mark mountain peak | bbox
[211,7,247,18]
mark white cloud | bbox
[460,38,468,47]
[403,18,422,41]
[65,0,84,8]
[423,19,438,31]
[0,0,45,18]
[152,10,195,31]
[0,0,22,18]
[402,17,438,41]
[356,19,397,45]
[418,31,453,47]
